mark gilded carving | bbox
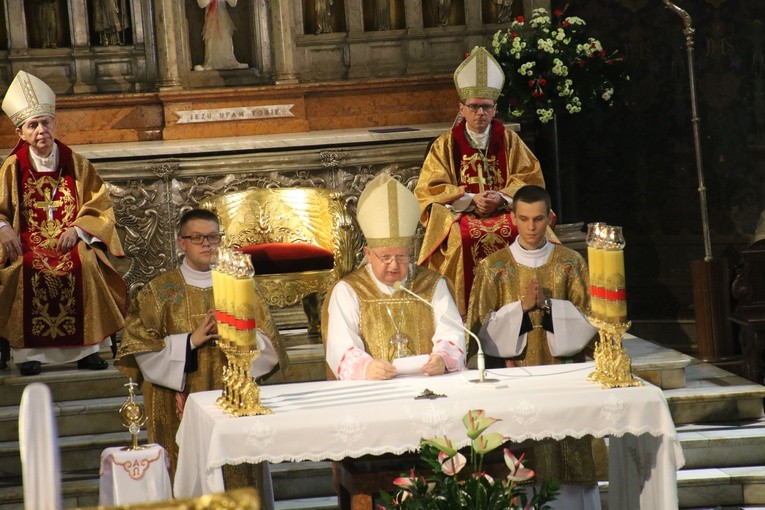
[96,138,431,324]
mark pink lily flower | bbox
[504,448,535,482]
[393,468,417,489]
[438,450,467,476]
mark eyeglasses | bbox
[370,251,411,265]
[180,234,224,245]
[463,103,496,113]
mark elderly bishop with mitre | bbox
[0,71,127,376]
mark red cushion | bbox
[238,243,334,274]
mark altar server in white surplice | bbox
[322,173,465,381]
[116,208,282,510]
[467,184,600,510]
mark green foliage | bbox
[376,410,559,510]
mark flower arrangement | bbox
[492,5,628,124]
[377,410,559,509]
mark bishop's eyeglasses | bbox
[463,103,496,113]
[370,250,411,265]
[180,233,224,245]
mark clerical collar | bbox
[465,124,491,150]
[180,258,213,289]
[29,144,58,173]
[365,263,410,295]
[510,238,553,268]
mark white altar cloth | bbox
[175,362,684,509]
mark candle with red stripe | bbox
[586,223,606,320]
[232,251,258,347]
[602,226,627,323]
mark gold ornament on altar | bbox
[586,223,642,388]
[211,246,272,417]
[120,379,147,451]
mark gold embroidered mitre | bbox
[357,173,420,248]
[2,71,56,127]
[453,46,505,101]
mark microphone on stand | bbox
[392,281,491,384]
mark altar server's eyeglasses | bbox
[181,234,224,245]
[463,103,496,113]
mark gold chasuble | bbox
[322,265,441,366]
[116,267,282,481]
[415,119,546,315]
[467,244,597,485]
[0,141,127,349]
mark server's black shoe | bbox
[76,353,108,370]
[20,361,42,376]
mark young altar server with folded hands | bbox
[467,184,600,510]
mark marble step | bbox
[0,394,132,442]
[0,357,129,408]
[623,334,692,390]
[665,360,765,425]
[0,430,148,478]
[677,418,765,469]
[275,497,339,510]
[0,460,335,509]
[676,466,765,508]
[0,470,100,510]
[596,465,765,508]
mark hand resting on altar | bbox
[365,358,397,380]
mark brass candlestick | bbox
[216,343,273,417]
[213,247,272,417]
[587,317,642,388]
[120,379,147,450]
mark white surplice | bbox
[478,240,596,359]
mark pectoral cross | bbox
[466,172,486,193]
[390,333,406,358]
[465,153,492,193]
[34,188,61,222]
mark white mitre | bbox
[453,46,505,101]
[357,173,420,249]
[2,71,56,127]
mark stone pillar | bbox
[152,0,182,89]
[270,0,299,83]
[523,0,550,15]
[404,1,428,74]
[346,0,371,79]
[71,0,95,93]
[463,0,485,50]
[5,0,29,51]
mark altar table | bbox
[174,362,684,509]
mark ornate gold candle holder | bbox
[214,249,272,417]
[216,343,273,417]
[587,316,643,389]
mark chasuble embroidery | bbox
[416,119,545,315]
[344,266,441,362]
[22,168,81,340]
[0,141,127,350]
